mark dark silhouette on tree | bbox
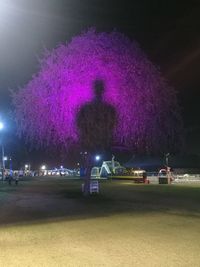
[12,29,183,156]
[76,79,117,195]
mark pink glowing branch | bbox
[12,29,183,154]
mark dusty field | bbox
[0,177,200,267]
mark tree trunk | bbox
[83,153,93,196]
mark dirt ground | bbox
[0,177,200,266]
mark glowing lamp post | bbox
[25,164,30,174]
[41,165,46,176]
[95,155,100,161]
[0,122,5,181]
[41,165,46,170]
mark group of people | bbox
[6,169,23,185]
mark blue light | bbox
[0,122,4,130]
[95,155,100,161]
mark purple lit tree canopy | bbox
[13,29,183,154]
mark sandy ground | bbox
[0,177,199,267]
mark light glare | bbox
[95,155,100,161]
[0,122,4,130]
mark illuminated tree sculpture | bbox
[12,29,183,154]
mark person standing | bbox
[14,171,19,185]
[8,169,13,185]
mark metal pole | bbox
[165,153,170,167]
[2,144,5,181]
[165,153,170,184]
[10,157,12,172]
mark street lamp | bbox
[165,153,170,167]
[0,121,5,181]
[95,155,100,161]
[41,165,46,176]
[25,164,30,175]
[9,157,12,173]
[25,164,31,171]
[41,165,46,170]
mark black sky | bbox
[0,0,200,166]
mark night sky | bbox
[0,0,200,167]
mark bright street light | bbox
[95,155,100,161]
[41,165,46,170]
[0,122,4,130]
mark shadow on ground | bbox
[0,176,200,226]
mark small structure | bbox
[158,168,173,184]
[91,167,100,178]
[99,161,125,177]
[90,180,99,194]
[82,180,99,194]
